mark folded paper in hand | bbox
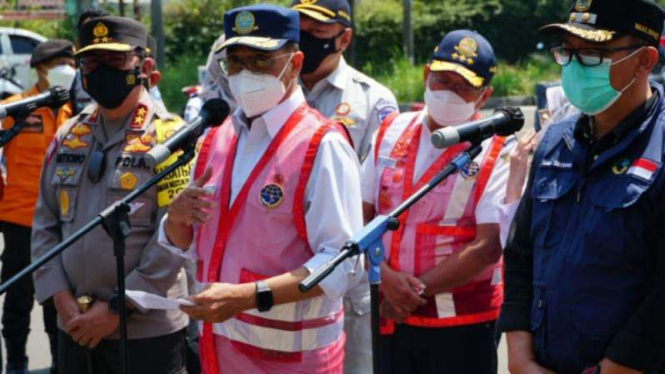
[126,290,195,311]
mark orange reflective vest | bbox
[0,86,72,227]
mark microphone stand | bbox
[299,141,484,374]
[0,133,201,374]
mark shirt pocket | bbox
[51,165,85,223]
[583,173,654,262]
[530,169,576,250]
[106,167,155,228]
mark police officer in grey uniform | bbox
[31,16,189,374]
[291,1,398,372]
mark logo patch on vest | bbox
[460,161,479,180]
[259,184,284,209]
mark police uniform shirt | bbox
[362,109,514,225]
[31,89,189,339]
[159,87,364,300]
[303,57,399,162]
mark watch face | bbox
[256,281,274,312]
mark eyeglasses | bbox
[427,75,484,97]
[218,53,292,76]
[550,45,642,67]
[77,51,141,74]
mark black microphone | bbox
[431,107,525,149]
[0,86,70,120]
[146,98,229,168]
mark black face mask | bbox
[299,30,344,75]
[83,64,142,109]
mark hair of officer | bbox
[76,9,109,31]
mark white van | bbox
[0,27,47,99]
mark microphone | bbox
[146,98,229,168]
[0,86,70,120]
[431,107,525,149]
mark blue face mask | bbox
[561,48,642,115]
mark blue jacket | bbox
[501,84,665,373]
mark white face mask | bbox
[424,88,483,126]
[47,64,77,90]
[228,54,294,118]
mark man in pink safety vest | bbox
[158,5,364,374]
[362,30,514,373]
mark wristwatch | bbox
[108,293,134,317]
[255,281,274,313]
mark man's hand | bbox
[53,290,81,328]
[380,299,409,324]
[599,358,642,374]
[66,301,119,349]
[380,263,426,314]
[180,282,255,323]
[167,167,216,227]
[506,331,556,374]
[506,129,538,204]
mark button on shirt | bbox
[159,87,364,300]
[303,57,399,162]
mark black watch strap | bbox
[255,280,274,313]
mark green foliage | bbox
[162,0,291,63]
[363,56,425,104]
[160,55,203,113]
[491,55,561,96]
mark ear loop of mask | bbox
[611,46,645,94]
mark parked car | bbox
[0,27,47,99]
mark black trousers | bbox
[380,322,498,374]
[59,329,187,374]
[0,221,59,369]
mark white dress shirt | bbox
[159,87,364,300]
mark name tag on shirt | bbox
[378,156,397,168]
[540,160,574,170]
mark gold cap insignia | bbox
[452,37,478,65]
[574,0,593,12]
[93,22,109,38]
[234,11,258,35]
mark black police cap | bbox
[77,16,147,55]
[30,39,74,68]
[292,0,352,28]
[541,0,665,46]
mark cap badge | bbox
[574,0,593,12]
[93,22,109,38]
[301,0,318,4]
[259,183,285,209]
[234,11,258,35]
[452,37,478,65]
